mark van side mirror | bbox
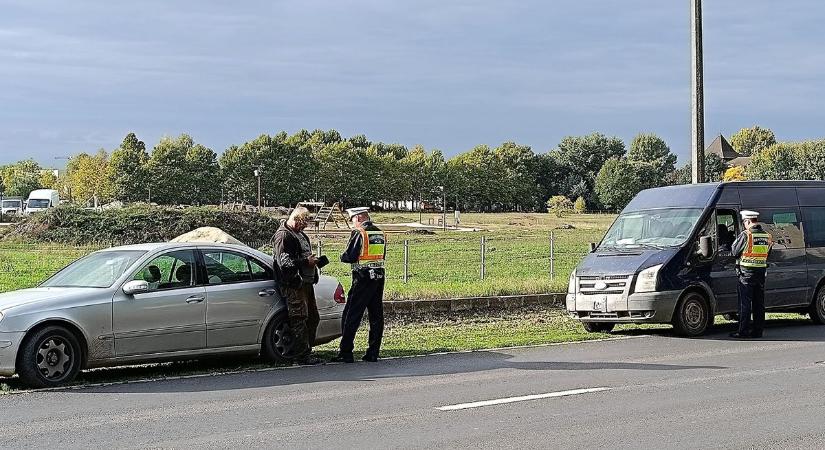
[123,280,150,296]
[699,236,712,259]
[589,242,597,253]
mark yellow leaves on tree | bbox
[723,166,747,182]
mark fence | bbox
[0,228,601,300]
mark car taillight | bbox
[334,283,346,304]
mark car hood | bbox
[0,287,107,313]
[575,248,678,277]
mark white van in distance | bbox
[25,189,60,214]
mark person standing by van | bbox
[730,210,772,339]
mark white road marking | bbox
[436,387,611,411]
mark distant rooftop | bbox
[704,135,741,161]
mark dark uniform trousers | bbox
[340,268,385,358]
[737,268,766,336]
[284,283,320,357]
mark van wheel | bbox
[672,292,712,337]
[809,287,825,325]
[17,326,82,388]
[261,311,294,364]
[582,322,615,333]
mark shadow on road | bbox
[54,347,726,395]
[612,317,825,343]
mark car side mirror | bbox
[123,280,150,296]
[699,236,712,259]
[589,242,597,253]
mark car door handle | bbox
[258,289,277,297]
[186,295,205,304]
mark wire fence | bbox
[0,229,602,299]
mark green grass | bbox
[0,212,614,299]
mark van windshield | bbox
[600,208,704,249]
[27,199,51,209]
[2,200,21,208]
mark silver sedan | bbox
[0,242,346,387]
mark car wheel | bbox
[672,292,712,337]
[17,326,82,388]
[809,286,825,325]
[262,311,294,364]
[582,322,615,333]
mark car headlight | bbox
[567,270,577,294]
[634,265,663,293]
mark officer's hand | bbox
[306,255,318,267]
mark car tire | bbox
[261,311,294,364]
[17,326,82,388]
[582,322,615,333]
[672,292,712,337]
[809,286,825,325]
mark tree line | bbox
[0,125,819,212]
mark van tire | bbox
[672,292,712,337]
[582,322,615,333]
[809,287,825,325]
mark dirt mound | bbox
[170,227,246,245]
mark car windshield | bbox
[2,200,20,208]
[27,199,50,208]
[41,250,147,288]
[600,208,704,249]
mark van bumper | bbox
[566,290,681,323]
[0,332,24,376]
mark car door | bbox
[708,209,740,314]
[753,208,809,308]
[112,249,206,356]
[201,248,278,348]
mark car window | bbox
[203,251,253,285]
[754,208,804,250]
[250,257,272,281]
[133,250,197,291]
[715,209,738,253]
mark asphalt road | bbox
[3,322,825,449]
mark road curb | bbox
[384,293,565,315]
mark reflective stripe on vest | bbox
[357,228,386,264]
[739,231,771,268]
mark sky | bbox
[2,0,825,167]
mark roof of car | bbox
[101,242,260,253]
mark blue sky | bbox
[2,0,824,166]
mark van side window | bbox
[716,210,738,253]
[802,208,825,248]
[754,209,804,249]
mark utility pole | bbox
[691,0,705,184]
[254,168,262,212]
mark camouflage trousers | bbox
[284,284,320,358]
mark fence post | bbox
[549,231,555,280]
[480,235,486,280]
[403,239,409,283]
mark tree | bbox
[747,140,825,181]
[574,196,587,214]
[109,133,150,202]
[729,126,776,156]
[494,142,542,211]
[704,154,727,182]
[546,196,573,217]
[551,132,625,206]
[595,158,646,210]
[147,135,219,205]
[65,150,114,206]
[723,166,747,181]
[627,133,677,189]
[39,171,58,189]
[0,160,43,198]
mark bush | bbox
[4,205,283,245]
[546,196,574,218]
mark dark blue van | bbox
[566,181,825,336]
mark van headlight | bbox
[567,271,577,294]
[634,265,663,293]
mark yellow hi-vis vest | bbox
[355,227,386,268]
[739,230,771,268]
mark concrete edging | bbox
[384,293,565,315]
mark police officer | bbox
[333,207,386,363]
[730,210,772,339]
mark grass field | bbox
[0,212,615,298]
